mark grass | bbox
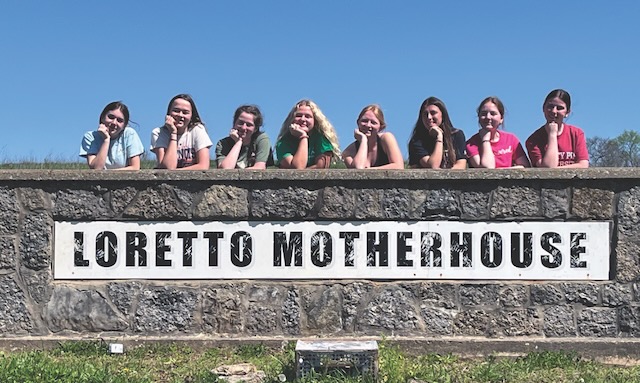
[0,341,639,383]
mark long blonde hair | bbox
[276,99,340,157]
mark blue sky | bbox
[1,1,638,162]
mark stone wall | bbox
[1,169,639,356]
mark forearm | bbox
[479,143,496,168]
[218,141,243,169]
[159,142,179,169]
[540,136,560,168]
[88,141,110,169]
[290,138,310,169]
[351,141,369,169]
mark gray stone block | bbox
[318,186,355,219]
[572,188,614,219]
[110,187,138,216]
[563,283,599,306]
[615,240,640,283]
[246,306,278,334]
[541,187,569,219]
[194,185,249,219]
[108,281,142,316]
[0,236,16,270]
[0,275,33,335]
[202,284,246,334]
[282,288,300,335]
[417,282,457,309]
[0,187,20,235]
[45,286,127,333]
[18,188,50,211]
[496,308,541,336]
[499,285,528,308]
[577,308,616,337]
[420,307,453,335]
[20,268,52,305]
[460,191,490,220]
[300,285,343,334]
[619,305,640,336]
[543,305,576,337]
[454,310,495,336]
[490,186,540,218]
[342,282,373,331]
[250,187,318,219]
[460,284,499,307]
[382,189,412,219]
[359,287,420,333]
[20,212,51,271]
[53,189,110,219]
[355,189,384,219]
[618,187,640,240]
[134,287,197,333]
[124,185,189,219]
[531,284,564,305]
[420,189,460,218]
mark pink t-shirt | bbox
[526,124,589,166]
[466,131,527,168]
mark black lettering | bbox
[420,232,442,267]
[177,232,198,267]
[451,232,472,267]
[311,231,333,267]
[203,232,224,267]
[480,232,502,268]
[511,232,533,268]
[541,232,562,268]
[340,232,359,267]
[126,232,147,267]
[367,232,388,266]
[96,231,117,267]
[570,233,587,268]
[231,231,252,267]
[74,231,88,267]
[274,232,303,267]
[156,232,172,267]
[397,232,413,267]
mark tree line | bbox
[588,130,640,167]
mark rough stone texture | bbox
[531,284,564,305]
[110,187,138,216]
[417,282,457,309]
[246,285,281,335]
[382,189,412,219]
[563,283,599,306]
[174,187,194,217]
[499,285,528,308]
[300,285,343,334]
[282,288,300,334]
[543,305,576,337]
[541,187,569,219]
[18,188,50,211]
[194,185,248,219]
[618,187,640,240]
[20,212,51,271]
[419,189,460,218]
[202,284,246,334]
[354,189,384,219]
[420,307,453,335]
[45,286,128,333]
[615,240,640,283]
[212,363,266,383]
[619,306,640,337]
[342,282,373,331]
[490,186,540,218]
[497,308,541,336]
[108,282,142,316]
[0,236,16,270]
[454,310,495,337]
[460,191,490,220]
[318,186,355,219]
[124,185,189,219]
[250,187,318,219]
[460,284,499,307]
[572,187,614,219]
[134,287,197,333]
[20,268,52,305]
[53,189,110,219]
[577,308,617,337]
[0,275,33,334]
[360,287,420,333]
[0,187,20,235]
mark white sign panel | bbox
[54,221,611,280]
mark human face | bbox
[421,105,442,129]
[357,110,382,137]
[478,102,503,130]
[543,97,569,124]
[293,105,315,133]
[103,108,126,138]
[234,112,257,144]
[170,98,193,132]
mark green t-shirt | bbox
[215,133,273,168]
[276,130,334,167]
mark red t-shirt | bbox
[526,124,589,166]
[466,131,527,168]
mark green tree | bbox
[587,130,640,167]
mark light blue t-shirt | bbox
[80,126,144,169]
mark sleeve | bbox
[465,134,480,158]
[408,136,429,165]
[452,130,467,160]
[573,127,589,161]
[513,137,528,163]
[80,131,100,157]
[192,124,213,151]
[215,138,228,163]
[276,134,295,162]
[525,128,544,166]
[317,134,335,154]
[254,133,272,163]
[150,127,167,151]
[124,128,144,159]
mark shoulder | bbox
[122,126,140,138]
[566,124,585,135]
[466,132,481,144]
[254,132,271,144]
[83,130,99,141]
[379,131,397,143]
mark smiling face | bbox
[169,98,193,133]
[234,112,257,144]
[421,104,442,128]
[357,110,382,137]
[102,108,126,138]
[478,102,503,130]
[543,97,569,124]
[293,105,315,133]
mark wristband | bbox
[482,140,491,143]
[171,138,177,142]
[436,140,443,143]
